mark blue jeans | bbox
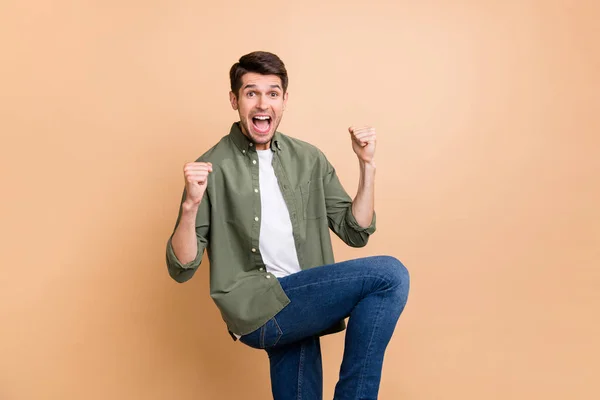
[239,256,410,400]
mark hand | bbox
[349,126,376,165]
[183,162,213,205]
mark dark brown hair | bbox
[229,51,288,98]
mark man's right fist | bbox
[183,162,213,205]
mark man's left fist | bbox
[349,126,376,164]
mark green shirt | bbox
[166,122,376,338]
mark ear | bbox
[283,91,289,110]
[229,91,238,110]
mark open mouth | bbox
[251,115,271,134]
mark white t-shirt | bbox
[256,149,302,278]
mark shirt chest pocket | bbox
[299,179,326,219]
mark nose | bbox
[257,94,269,110]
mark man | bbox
[166,51,410,399]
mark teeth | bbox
[254,116,270,120]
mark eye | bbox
[270,92,279,98]
[246,91,255,98]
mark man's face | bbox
[230,72,288,150]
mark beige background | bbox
[1,0,599,399]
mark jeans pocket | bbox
[240,317,283,349]
[260,317,283,348]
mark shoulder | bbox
[193,134,235,164]
[277,132,329,165]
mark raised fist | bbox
[349,126,376,164]
[183,162,212,205]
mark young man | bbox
[166,51,410,400]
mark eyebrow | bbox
[243,84,282,91]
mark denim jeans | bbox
[239,256,410,400]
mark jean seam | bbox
[272,317,283,347]
[297,342,305,400]
[260,323,266,349]
[284,275,388,293]
[356,290,385,398]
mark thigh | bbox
[254,256,399,348]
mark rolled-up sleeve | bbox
[321,155,376,248]
[166,189,211,283]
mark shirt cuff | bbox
[166,236,202,270]
[345,206,377,235]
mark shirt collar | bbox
[229,122,282,154]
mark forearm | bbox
[351,160,376,228]
[171,201,200,265]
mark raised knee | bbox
[376,256,409,288]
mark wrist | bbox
[182,199,201,213]
[359,159,376,170]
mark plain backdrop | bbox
[1,0,598,399]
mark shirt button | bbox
[251,248,256,253]
[259,267,264,271]
[254,188,259,193]
[249,143,253,147]
[254,216,259,221]
[252,160,257,165]
[242,150,246,154]
[266,275,271,279]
